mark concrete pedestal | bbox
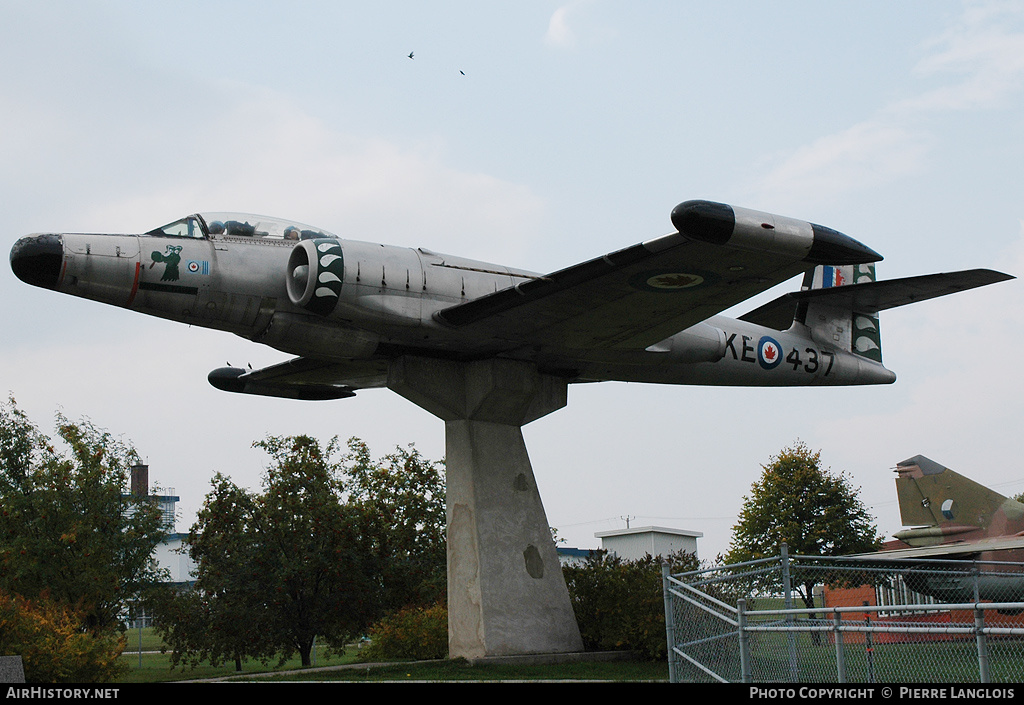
[0,656,24,683]
[388,356,584,659]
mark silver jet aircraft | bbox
[9,200,1012,399]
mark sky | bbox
[2,0,1023,561]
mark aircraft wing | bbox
[740,269,1014,330]
[207,357,388,400]
[856,535,1024,561]
[436,232,852,351]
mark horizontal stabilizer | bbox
[857,535,1024,561]
[740,269,1013,330]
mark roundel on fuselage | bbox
[286,238,344,316]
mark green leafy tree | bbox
[157,435,381,669]
[253,435,381,667]
[723,441,882,609]
[343,439,446,611]
[0,397,167,633]
[150,473,277,671]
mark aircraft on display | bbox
[885,455,1024,561]
[9,199,1013,400]
[862,455,1024,603]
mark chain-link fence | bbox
[663,547,1024,683]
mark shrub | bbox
[563,549,698,661]
[0,590,126,683]
[357,603,447,662]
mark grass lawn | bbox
[117,628,667,683]
[118,628,363,683]
[249,658,668,682]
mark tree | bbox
[723,441,882,609]
[0,397,167,633]
[157,435,381,668]
[150,473,277,671]
[251,435,381,666]
[154,434,448,670]
[343,438,446,612]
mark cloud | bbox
[67,82,547,266]
[544,5,579,48]
[749,121,931,210]
[544,1,612,50]
[746,1,1024,208]
[904,0,1024,113]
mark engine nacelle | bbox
[286,238,345,316]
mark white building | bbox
[129,465,196,586]
[153,532,196,585]
[594,525,702,561]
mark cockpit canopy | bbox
[145,213,337,241]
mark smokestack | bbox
[131,464,149,497]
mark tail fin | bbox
[798,264,882,362]
[892,455,1024,546]
[738,266,1011,365]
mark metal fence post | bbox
[738,597,751,683]
[662,561,678,684]
[975,605,990,683]
[833,610,846,683]
[865,609,875,683]
[781,544,798,680]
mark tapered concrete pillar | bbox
[388,356,584,659]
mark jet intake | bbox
[671,200,882,265]
[286,238,345,316]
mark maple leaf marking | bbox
[763,344,778,362]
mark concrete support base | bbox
[388,356,584,659]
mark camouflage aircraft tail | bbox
[892,455,1024,547]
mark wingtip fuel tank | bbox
[671,200,883,266]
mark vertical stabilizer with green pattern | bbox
[800,263,883,363]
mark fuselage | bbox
[10,211,897,389]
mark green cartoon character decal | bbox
[150,245,183,281]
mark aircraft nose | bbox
[10,234,63,289]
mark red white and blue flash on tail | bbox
[805,263,883,363]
